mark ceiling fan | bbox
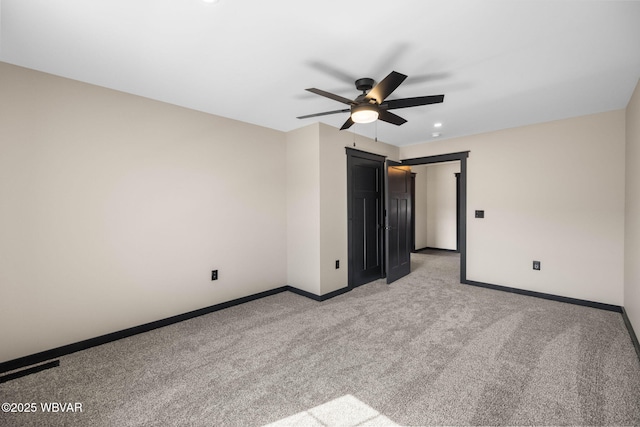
[297,71,444,130]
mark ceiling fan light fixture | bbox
[351,104,379,124]
[298,71,444,131]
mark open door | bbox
[386,161,412,284]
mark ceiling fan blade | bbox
[378,110,407,126]
[384,95,445,110]
[340,117,355,130]
[306,60,357,85]
[366,71,407,104]
[306,88,355,105]
[297,108,351,119]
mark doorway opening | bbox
[347,148,469,286]
[402,152,469,283]
[410,162,461,253]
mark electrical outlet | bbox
[211,270,218,280]
[335,260,340,269]
[533,261,541,271]
[475,210,485,218]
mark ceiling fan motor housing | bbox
[355,77,375,93]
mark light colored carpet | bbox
[1,252,640,426]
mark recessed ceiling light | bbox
[203,0,220,3]
[434,122,442,128]
[432,132,441,138]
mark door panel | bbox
[386,162,412,284]
[348,154,384,287]
[353,195,381,272]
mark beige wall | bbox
[625,79,640,334]
[413,165,430,249]
[286,124,321,294]
[401,110,626,305]
[286,122,398,296]
[3,59,633,365]
[0,62,288,363]
[319,124,348,295]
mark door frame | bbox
[410,172,416,252]
[455,172,461,252]
[401,151,469,282]
[346,147,386,287]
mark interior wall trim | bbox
[401,151,470,166]
[0,284,351,375]
[414,246,459,253]
[344,147,387,162]
[3,278,634,376]
[467,279,639,362]
[286,285,351,301]
[463,279,622,312]
[622,307,640,361]
[0,287,288,374]
[0,360,60,384]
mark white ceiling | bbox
[1,0,639,146]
